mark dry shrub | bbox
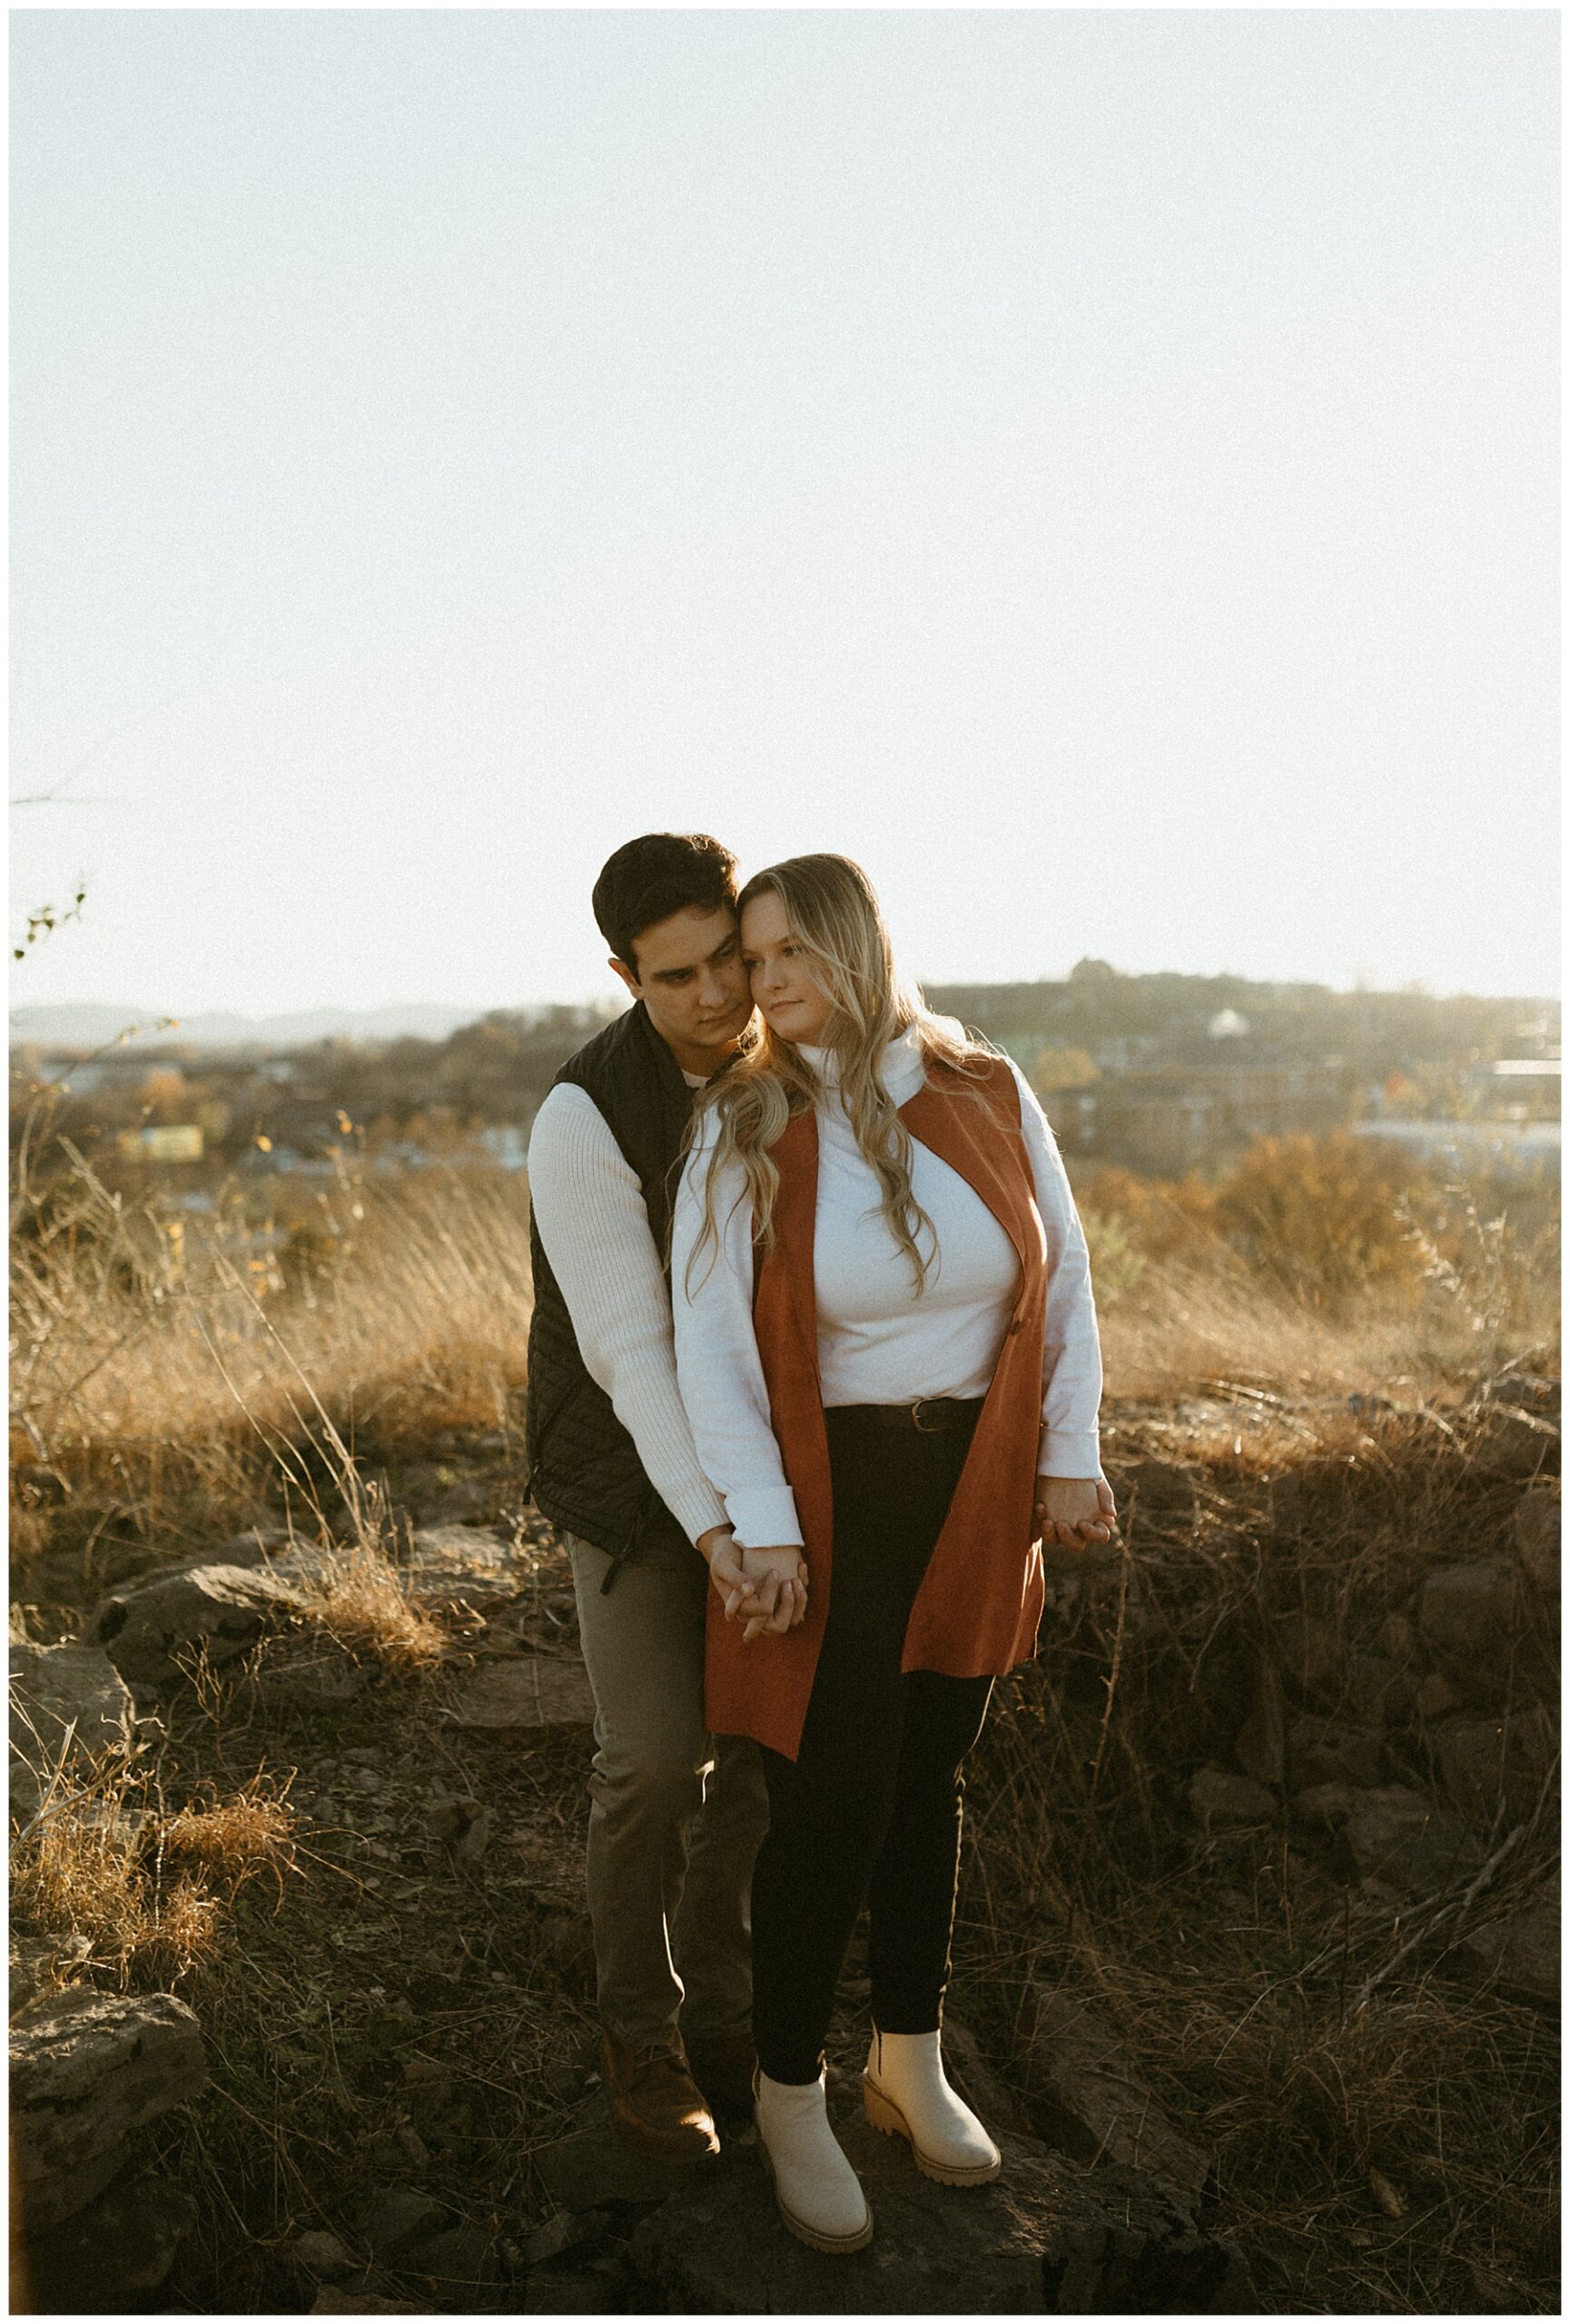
[1214,1133,1432,1305]
[306,1532,448,1673]
[162,1778,297,1881]
[10,1759,253,1985]
[1081,1163,1222,1262]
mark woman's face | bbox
[741,891,835,1045]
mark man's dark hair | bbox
[592,832,739,977]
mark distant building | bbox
[1475,1059,1561,1121]
[1054,1063,1354,1172]
[115,1125,204,1164]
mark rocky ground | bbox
[10,1381,1562,2314]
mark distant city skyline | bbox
[11,11,1559,1019]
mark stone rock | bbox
[1288,1717,1384,1792]
[522,2209,614,2270]
[445,1654,597,1732]
[1433,1717,1550,1833]
[312,2292,422,2315]
[362,2185,449,2255]
[943,2013,1024,2133]
[1343,1652,1416,1726]
[442,1802,493,1866]
[1022,1987,1210,2199]
[1274,1612,1343,1699]
[1234,1658,1287,1787]
[631,2102,1250,2313]
[1291,1782,1358,1828]
[1473,1373,1560,1419]
[291,2229,358,2279]
[1465,1403,1559,1481]
[1190,1766,1275,1827]
[252,1641,366,1714]
[11,1987,206,2233]
[1418,1561,1521,1686]
[521,2268,624,2315]
[10,1932,55,2014]
[93,1562,311,1692]
[23,2169,197,2308]
[1514,1484,1561,1593]
[401,2223,500,2286]
[1456,1870,1559,2004]
[1338,1786,1483,1897]
[400,1525,522,1613]
[543,1912,596,1986]
[1377,1613,1417,1660]
[1118,1460,1200,1523]
[1416,1670,1466,1718]
[9,1643,136,1817]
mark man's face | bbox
[611,904,753,1063]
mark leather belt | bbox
[829,1396,985,1435]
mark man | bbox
[526,832,770,2163]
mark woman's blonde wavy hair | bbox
[686,853,991,1295]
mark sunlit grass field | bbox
[9,1113,1560,2312]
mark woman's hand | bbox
[733,1547,810,1642]
[1033,1475,1119,1555]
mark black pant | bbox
[751,1403,995,2084]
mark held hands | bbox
[697,1528,809,1643]
[1033,1475,1119,1559]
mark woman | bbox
[670,854,1113,2255]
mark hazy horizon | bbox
[11,12,1558,1018]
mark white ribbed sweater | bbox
[527,1071,728,1551]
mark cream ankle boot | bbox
[863,2028,1002,2185]
[754,2067,874,2253]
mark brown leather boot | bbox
[601,2031,720,2162]
[684,2025,759,2125]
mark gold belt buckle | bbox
[910,1397,943,1433]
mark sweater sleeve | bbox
[526,1083,729,1549]
[1008,1061,1106,1480]
[670,1128,805,1551]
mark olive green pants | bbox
[568,1531,769,2050]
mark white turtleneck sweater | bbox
[670,1025,1104,1551]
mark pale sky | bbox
[10,8,1559,1018]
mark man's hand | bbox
[698,1526,750,1616]
[1033,1475,1119,1556]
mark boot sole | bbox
[757,2121,874,2253]
[862,2073,1002,2186]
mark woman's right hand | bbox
[733,1546,810,1642]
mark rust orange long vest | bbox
[705,1052,1049,1761]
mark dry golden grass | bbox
[7,1110,1560,2309]
[11,1752,299,1990]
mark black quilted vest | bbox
[526,1001,699,1589]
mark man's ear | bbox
[607,955,640,1000]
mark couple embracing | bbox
[526,832,1113,2255]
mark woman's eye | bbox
[742,957,759,972]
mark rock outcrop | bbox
[93,1562,311,1693]
[1021,1987,1212,2201]
[9,1642,136,1819]
[628,2104,1250,2313]
[11,1986,207,2233]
